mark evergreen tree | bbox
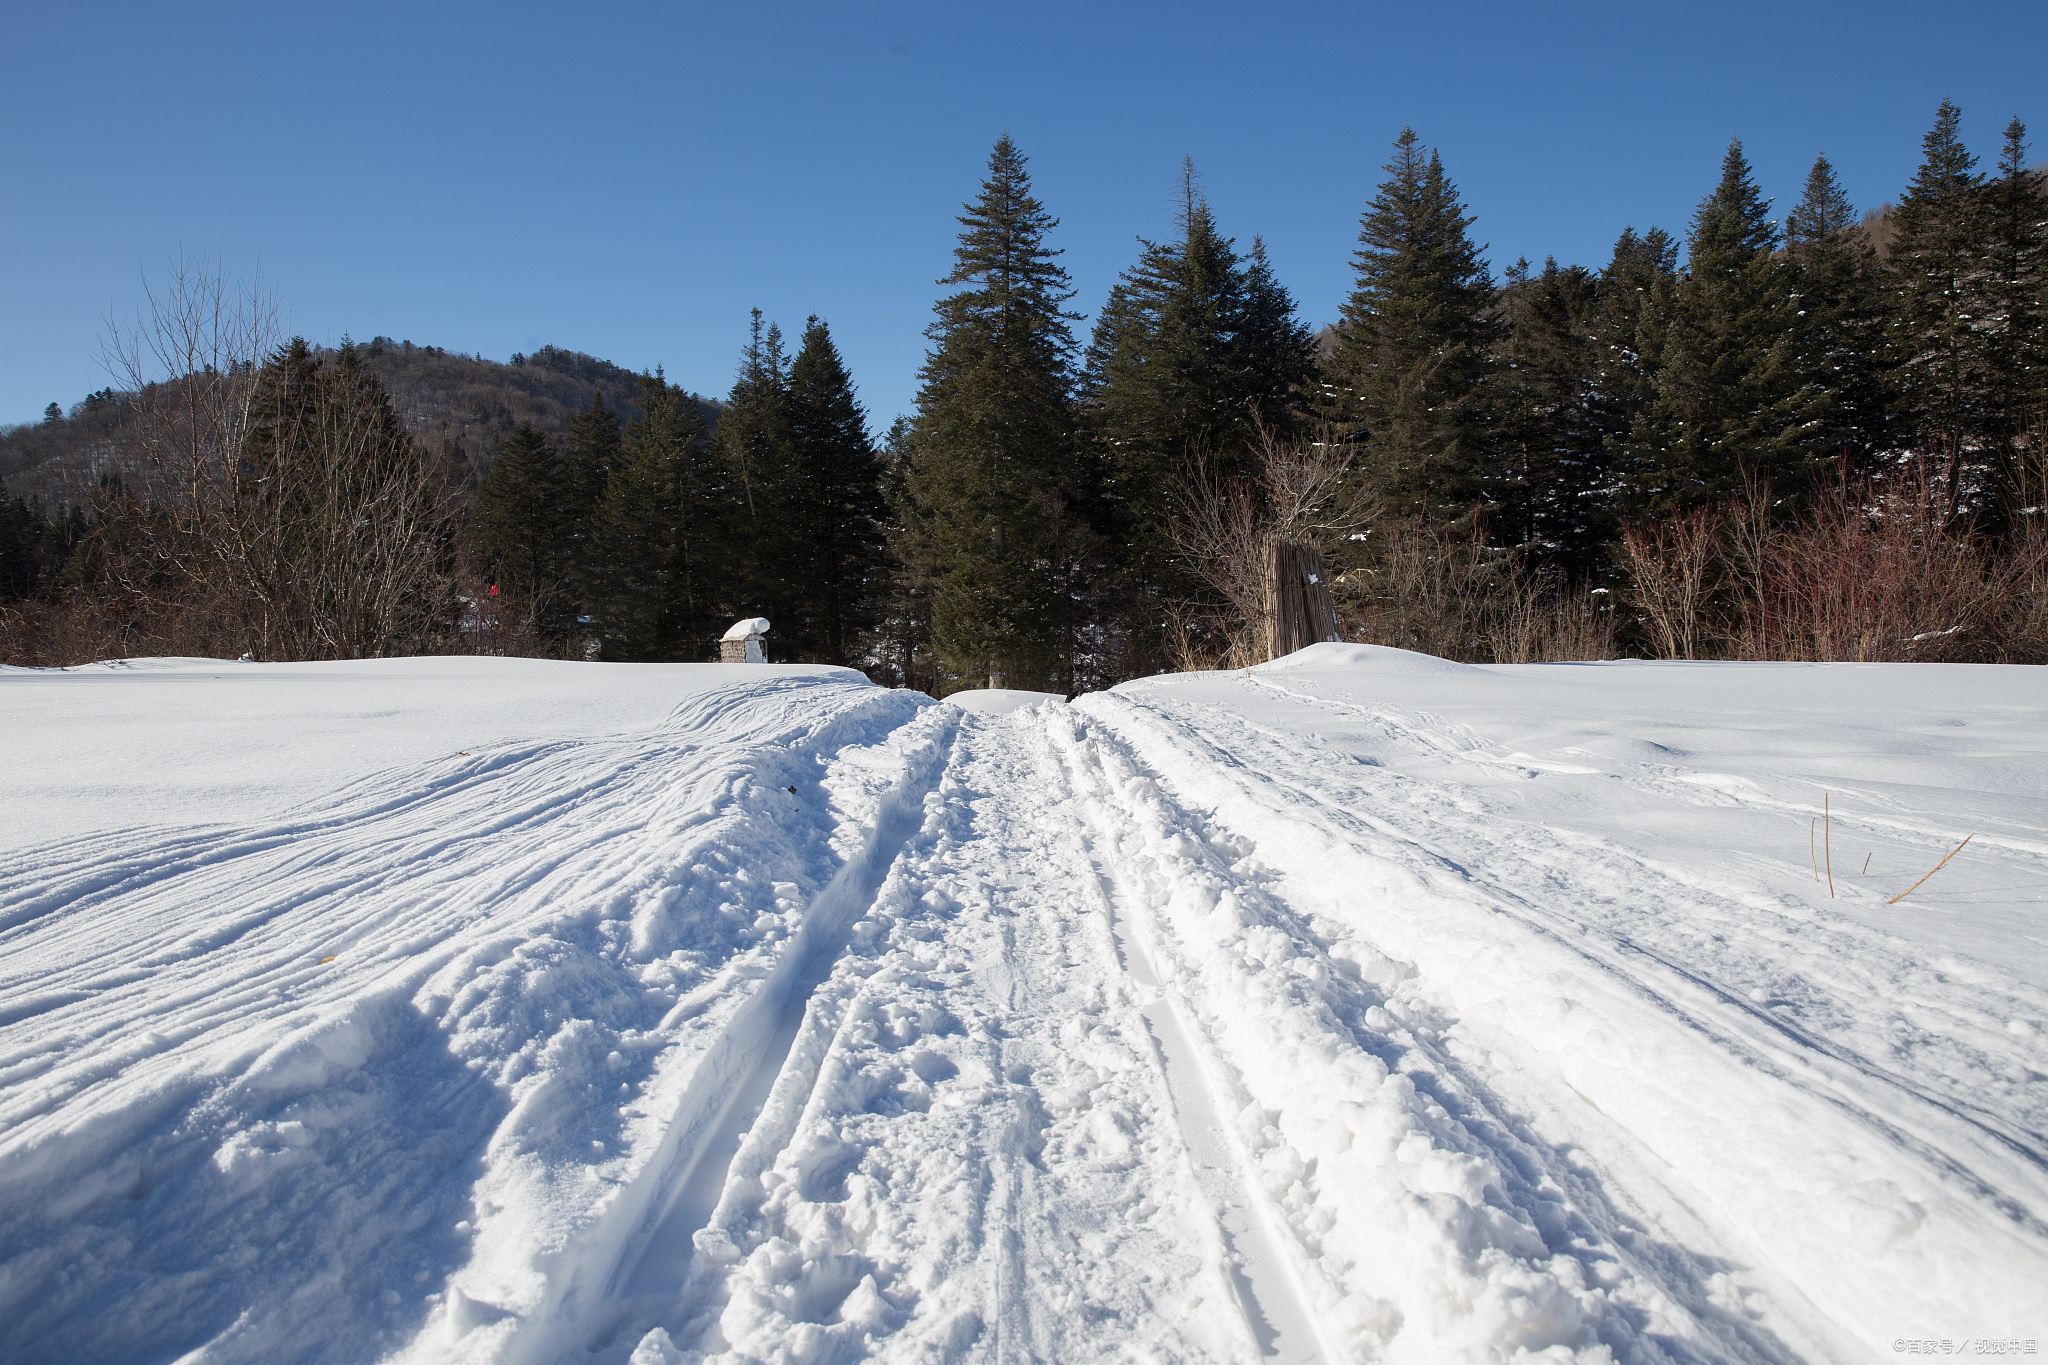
[784,316,885,664]
[1489,256,1609,570]
[1326,128,1496,521]
[1082,162,1308,471]
[587,372,732,660]
[1078,163,1317,668]
[898,134,1082,691]
[712,310,793,530]
[1984,116,2047,508]
[0,476,42,599]
[1591,225,1681,472]
[560,387,624,601]
[711,311,802,633]
[1887,99,1992,473]
[1624,139,1806,510]
[872,414,939,692]
[1783,153,1891,461]
[475,422,567,624]
[1237,237,1320,429]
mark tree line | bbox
[4,98,2044,677]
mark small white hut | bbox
[720,617,771,663]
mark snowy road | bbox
[2,650,2045,1363]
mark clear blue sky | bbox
[5,0,2043,431]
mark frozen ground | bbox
[1,648,2043,1364]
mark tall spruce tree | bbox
[712,311,799,631]
[872,413,939,692]
[1079,163,1316,666]
[1887,99,1992,476]
[713,310,793,530]
[1591,226,1681,467]
[1783,153,1891,462]
[587,372,732,660]
[899,134,1082,691]
[1489,256,1609,570]
[475,422,569,628]
[784,316,885,664]
[1326,128,1496,521]
[1984,117,2047,510]
[1082,163,1313,475]
[1624,139,1807,510]
[560,388,624,604]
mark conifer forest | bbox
[4,102,2046,689]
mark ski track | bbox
[4,659,2047,1363]
[1072,675,2048,1361]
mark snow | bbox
[720,619,772,642]
[2,647,2044,1363]
[935,687,1066,716]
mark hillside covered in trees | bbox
[4,99,2044,683]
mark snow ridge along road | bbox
[3,649,2046,1363]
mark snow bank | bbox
[0,656,865,851]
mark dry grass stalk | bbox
[1825,793,1834,898]
[1889,834,1975,905]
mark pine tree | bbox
[1237,237,1320,430]
[475,422,567,627]
[1081,165,1315,486]
[784,316,885,664]
[1984,117,2047,509]
[1489,256,1609,570]
[1887,99,1991,472]
[1326,128,1496,521]
[1782,153,1891,462]
[1625,139,1807,510]
[711,311,801,633]
[1078,163,1316,668]
[871,414,939,692]
[587,372,732,660]
[712,310,793,530]
[898,134,1082,691]
[0,475,40,598]
[560,388,623,603]
[1591,225,1680,449]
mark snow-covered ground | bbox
[2,648,2043,1364]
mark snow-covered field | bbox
[2,649,2044,1364]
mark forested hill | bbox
[0,340,717,507]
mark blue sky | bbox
[4,0,2043,431]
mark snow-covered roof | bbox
[721,617,771,641]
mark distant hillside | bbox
[0,341,719,510]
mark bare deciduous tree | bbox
[1169,420,1373,668]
